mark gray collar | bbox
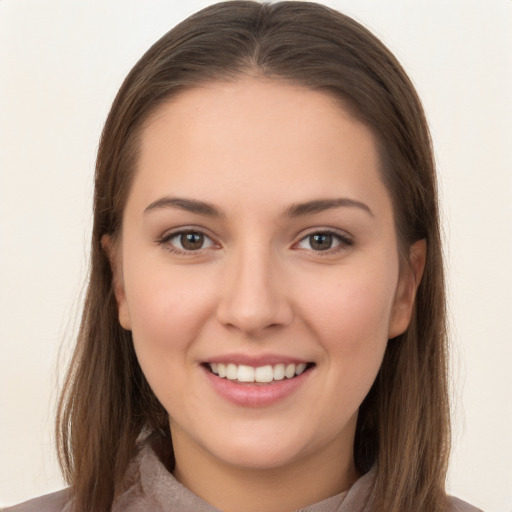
[113,441,376,512]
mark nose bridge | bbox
[217,239,291,335]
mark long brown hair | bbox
[56,2,450,511]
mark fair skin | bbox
[106,78,425,512]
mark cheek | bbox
[296,257,398,392]
[301,265,397,346]
[122,260,217,375]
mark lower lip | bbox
[202,366,312,407]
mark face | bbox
[110,78,422,476]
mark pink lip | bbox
[205,353,310,367]
[201,364,313,408]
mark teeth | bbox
[208,362,309,383]
[255,365,273,383]
[285,364,296,379]
[295,363,307,375]
[273,363,285,381]
[238,365,255,382]
[226,363,238,380]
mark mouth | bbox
[203,362,315,384]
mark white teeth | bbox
[273,363,285,381]
[208,362,309,383]
[226,363,238,380]
[237,365,255,382]
[255,365,273,383]
[295,363,307,375]
[285,364,296,379]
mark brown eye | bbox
[309,233,333,251]
[180,232,204,250]
[295,231,352,253]
[164,230,215,253]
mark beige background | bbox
[1,1,511,510]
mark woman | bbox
[5,2,482,511]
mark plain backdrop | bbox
[1,1,511,510]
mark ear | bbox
[101,234,132,330]
[388,239,427,339]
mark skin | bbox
[106,78,425,512]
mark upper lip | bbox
[203,353,312,367]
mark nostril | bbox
[215,266,293,334]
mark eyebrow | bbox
[144,196,373,218]
[284,198,374,218]
[144,197,224,217]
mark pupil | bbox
[181,232,204,250]
[311,234,332,251]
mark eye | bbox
[295,231,352,252]
[162,230,216,253]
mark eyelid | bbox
[292,228,354,253]
[157,226,221,254]
[156,226,353,255]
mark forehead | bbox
[129,78,392,220]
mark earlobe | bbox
[101,234,132,331]
[388,239,427,339]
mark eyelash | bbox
[157,229,218,256]
[293,230,354,255]
[157,228,353,256]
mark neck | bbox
[171,425,359,512]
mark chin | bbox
[213,440,308,471]
[198,422,330,472]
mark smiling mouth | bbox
[204,362,315,384]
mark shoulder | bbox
[1,489,71,512]
[448,495,484,512]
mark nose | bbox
[216,244,293,337]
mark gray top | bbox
[3,442,483,511]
